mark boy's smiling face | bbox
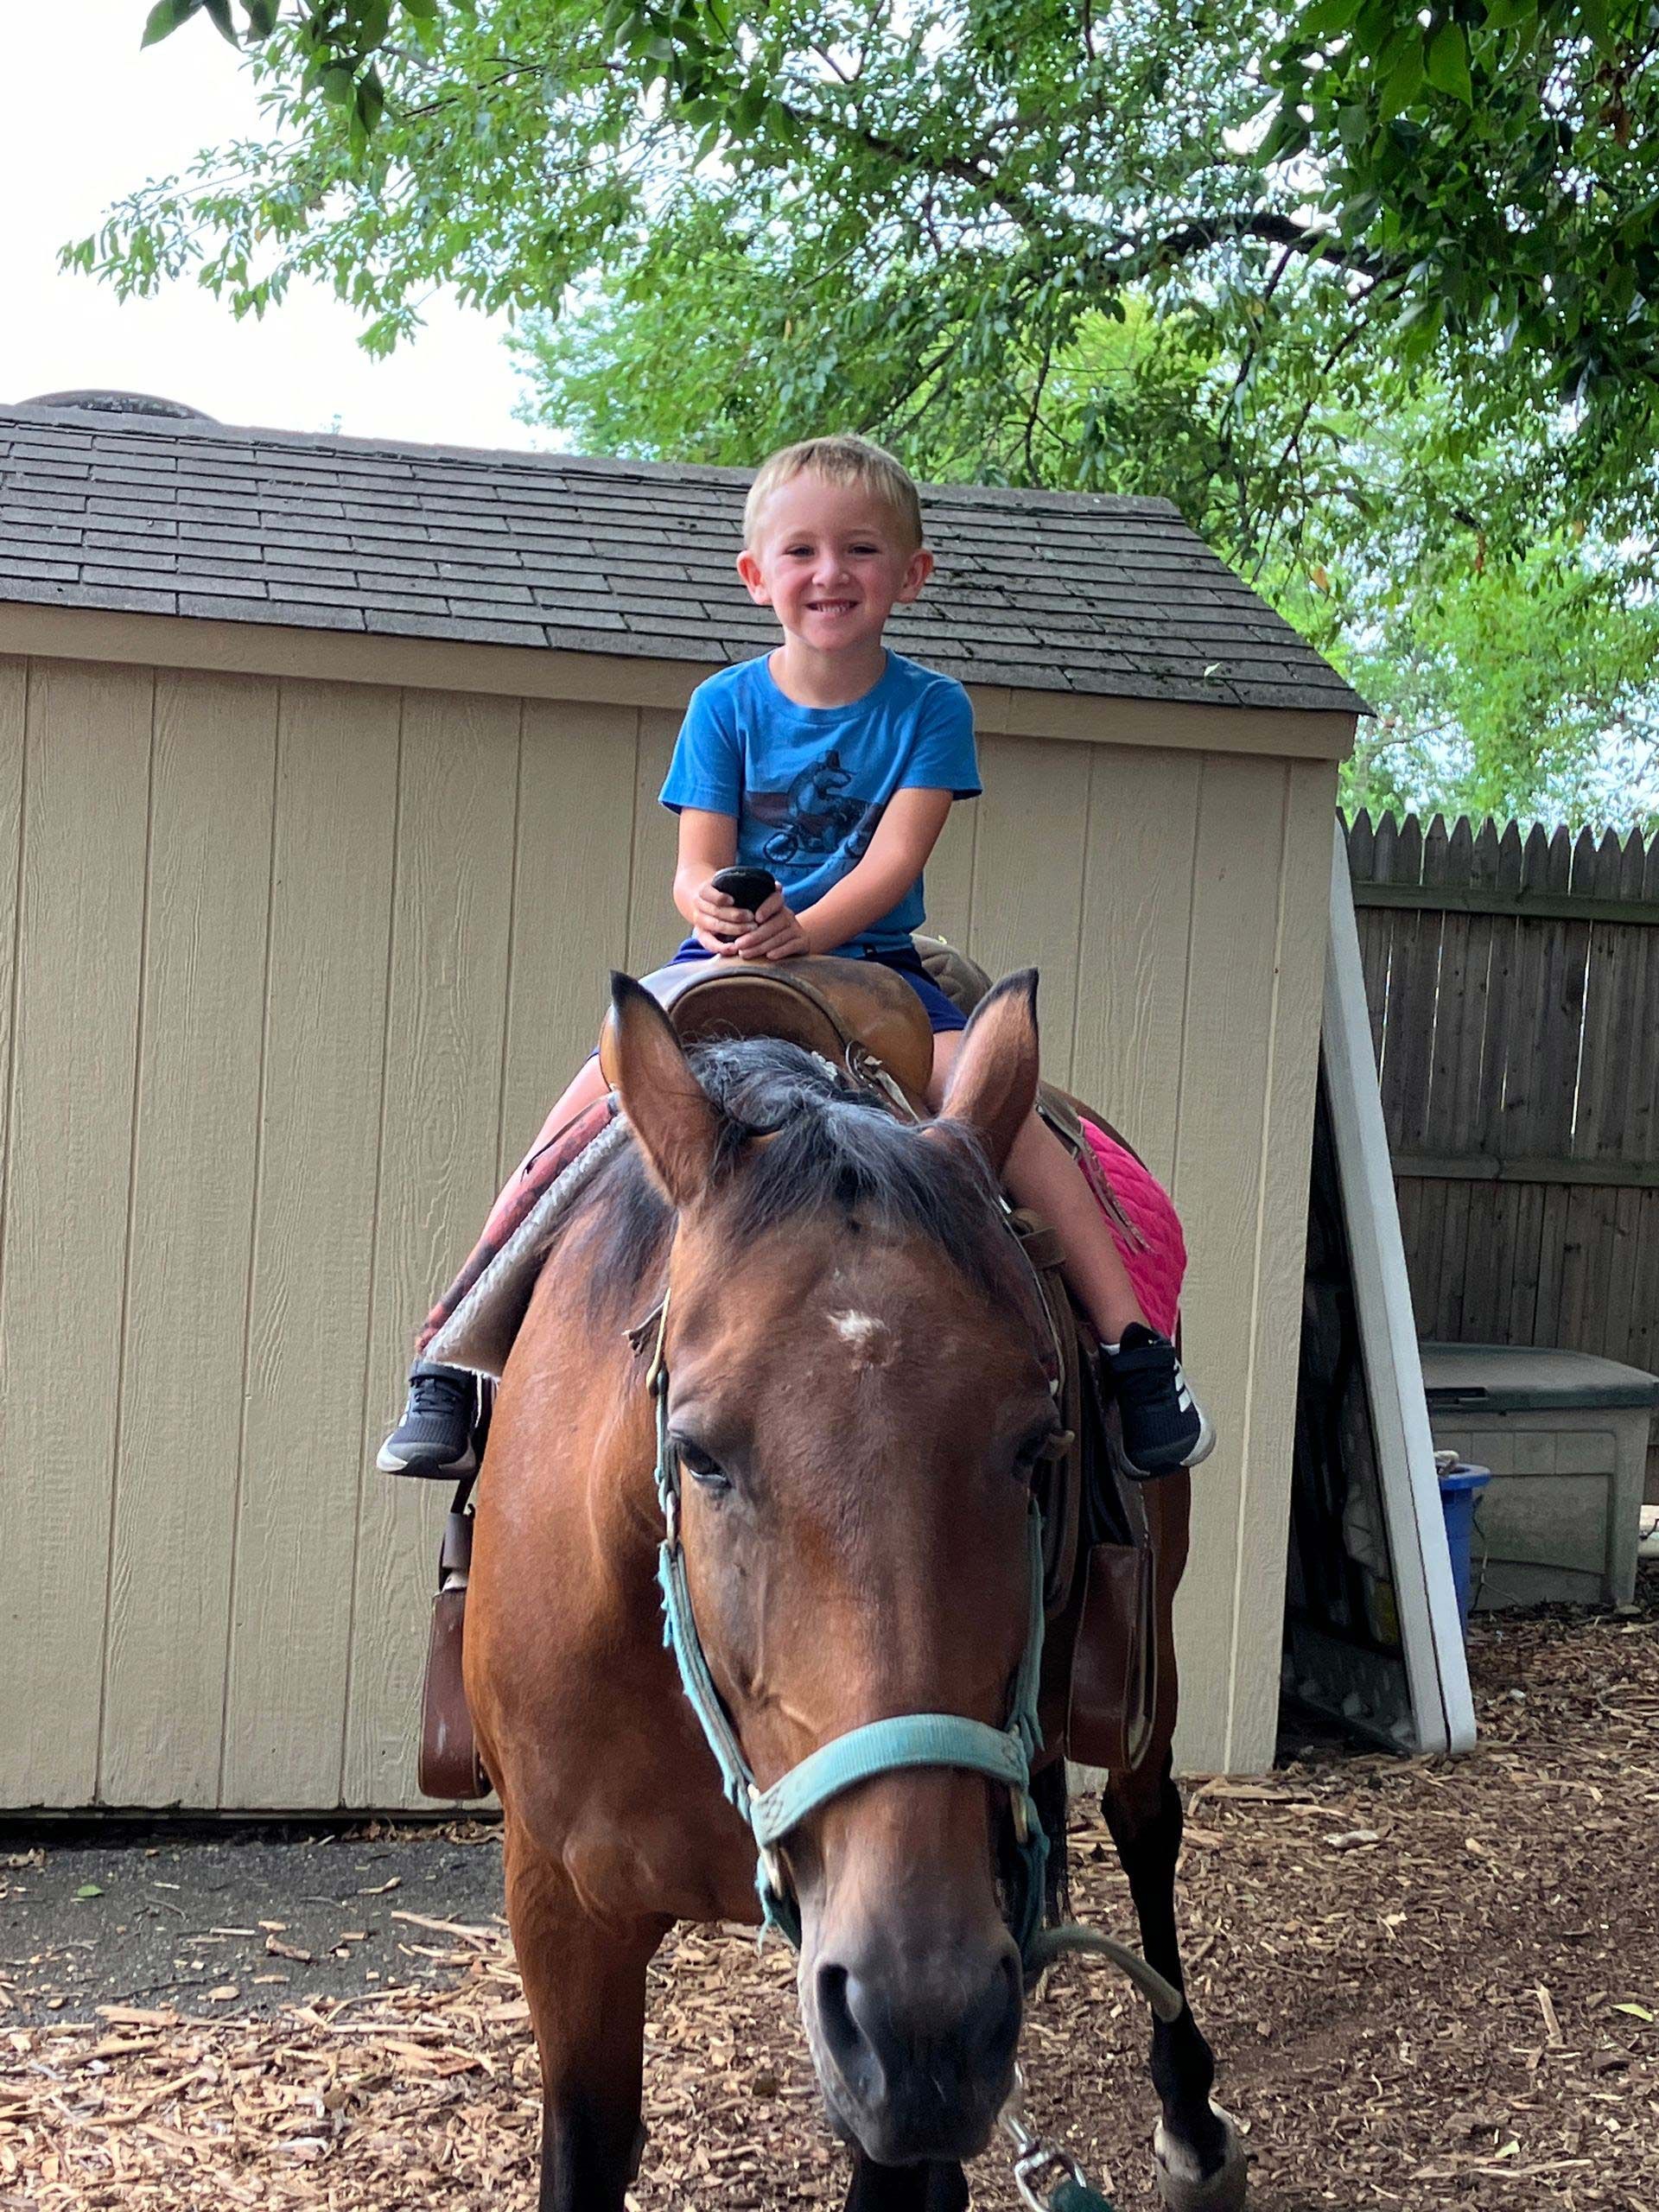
[737,470,932,660]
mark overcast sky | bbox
[3,1,535,450]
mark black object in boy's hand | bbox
[709,865,779,916]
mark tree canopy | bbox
[101,0,1659,823]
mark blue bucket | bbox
[1437,1460,1491,1630]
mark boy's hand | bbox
[734,891,810,962]
[689,880,749,955]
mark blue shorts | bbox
[668,936,967,1034]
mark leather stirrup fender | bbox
[418,1484,492,1801]
[1065,1534,1159,1774]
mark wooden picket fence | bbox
[1344,810,1659,1492]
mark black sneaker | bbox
[1101,1325,1215,1480]
[377,1361,478,1478]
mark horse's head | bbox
[610,971,1058,2165]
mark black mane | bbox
[563,1036,1030,1321]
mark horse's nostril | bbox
[814,1942,1021,2111]
[814,1961,883,2105]
[976,1948,1022,2070]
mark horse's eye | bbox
[674,1438,731,1493]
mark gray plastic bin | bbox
[1420,1344,1659,1609]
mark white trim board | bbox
[1321,817,1476,1755]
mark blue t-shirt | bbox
[659,651,980,951]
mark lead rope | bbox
[1005,1929,1182,2209]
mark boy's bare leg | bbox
[925,1035,1145,1343]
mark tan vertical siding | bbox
[99,673,280,1805]
[970,735,1093,1090]
[0,652,1336,1805]
[0,662,26,1789]
[1071,747,1203,1190]
[626,709,683,973]
[0,662,154,1806]
[1164,756,1288,1771]
[923,786,977,952]
[219,681,402,1808]
[1223,756,1334,1765]
[1161,755,1335,1772]
[0,661,25,1346]
[340,689,522,1808]
[497,701,640,1179]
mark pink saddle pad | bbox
[1080,1121,1185,1341]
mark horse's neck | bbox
[582,1299,669,1563]
[505,1250,665,1567]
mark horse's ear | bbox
[605,973,724,1207]
[931,969,1039,1177]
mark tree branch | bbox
[762,91,1396,284]
[1129,211,1394,286]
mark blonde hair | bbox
[744,434,924,550]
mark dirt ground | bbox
[3,1573,1656,2209]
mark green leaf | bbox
[139,0,201,48]
[200,0,236,44]
[321,64,356,105]
[1297,0,1363,36]
[356,66,386,133]
[1425,22,1473,104]
[244,0,278,35]
[1353,0,1400,54]
[1378,41,1425,121]
[1261,104,1313,164]
[74,1882,104,1900]
[400,0,440,16]
[1612,2001,1654,2022]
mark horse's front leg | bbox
[1101,1751,1247,2211]
[845,2152,969,2211]
[505,1821,666,2212]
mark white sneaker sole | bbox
[376,1440,477,1477]
[1122,1402,1216,1480]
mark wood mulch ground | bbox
[4,1573,1656,2209]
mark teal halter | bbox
[646,1291,1052,1956]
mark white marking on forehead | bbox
[828,1309,897,1369]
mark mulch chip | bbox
[3,1575,1656,2208]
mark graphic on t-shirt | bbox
[749,748,886,868]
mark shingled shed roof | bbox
[0,406,1363,717]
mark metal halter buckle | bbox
[1000,2067,1094,2210]
[1013,2144,1090,2211]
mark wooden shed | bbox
[0,404,1359,1810]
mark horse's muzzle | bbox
[804,1931,1022,2164]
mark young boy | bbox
[378,435,1211,1481]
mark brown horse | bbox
[466,972,1244,2212]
